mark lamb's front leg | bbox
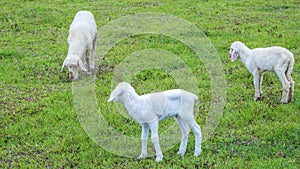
[149,120,163,162]
[139,124,149,159]
[253,71,261,101]
[259,72,264,97]
[86,49,92,74]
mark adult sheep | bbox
[229,41,294,103]
[61,11,97,80]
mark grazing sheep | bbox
[229,41,294,103]
[61,11,97,80]
[108,82,202,162]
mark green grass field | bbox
[1,0,299,168]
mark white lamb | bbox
[229,41,294,103]
[61,11,97,80]
[108,82,202,162]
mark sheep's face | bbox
[63,58,79,80]
[61,55,87,80]
[108,87,124,102]
[67,65,79,80]
[108,82,131,102]
[229,46,239,62]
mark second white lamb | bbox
[229,41,294,103]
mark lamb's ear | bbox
[231,48,239,62]
[108,88,123,102]
[108,92,118,102]
[77,58,87,72]
[61,60,66,72]
[107,96,114,102]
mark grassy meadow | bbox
[1,0,299,168]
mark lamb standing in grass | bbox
[229,41,294,103]
[108,82,202,162]
[61,11,97,80]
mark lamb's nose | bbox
[69,72,74,79]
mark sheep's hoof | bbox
[254,93,262,101]
[194,150,202,157]
[155,155,163,162]
[280,99,288,104]
[254,97,261,101]
[177,151,186,157]
[138,153,147,159]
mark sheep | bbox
[61,11,97,80]
[108,82,202,162]
[229,41,294,103]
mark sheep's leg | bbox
[149,120,163,162]
[190,121,202,156]
[275,69,290,103]
[86,49,92,74]
[91,36,96,71]
[185,119,202,156]
[139,124,149,159]
[286,59,294,102]
[286,73,294,102]
[175,117,190,156]
[90,52,95,72]
[180,99,201,156]
[259,72,264,96]
[253,71,261,101]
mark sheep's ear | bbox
[108,89,123,102]
[77,58,87,72]
[61,61,66,72]
[108,92,119,102]
[230,48,239,62]
[107,97,114,102]
[108,93,117,102]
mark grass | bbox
[1,0,299,168]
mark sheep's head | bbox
[229,41,242,62]
[108,82,133,102]
[61,55,87,80]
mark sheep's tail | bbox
[191,93,198,101]
[179,90,198,103]
[190,93,199,115]
[285,51,294,80]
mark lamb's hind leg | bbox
[90,36,96,72]
[86,49,92,74]
[275,68,290,103]
[286,72,294,103]
[175,117,190,156]
[191,121,202,156]
[82,49,91,74]
[186,119,202,156]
